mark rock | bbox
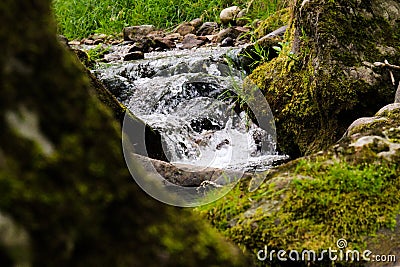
[128,38,153,53]
[181,34,206,49]
[123,51,144,61]
[197,22,219,36]
[201,98,400,264]
[57,35,69,48]
[249,0,400,157]
[254,8,290,38]
[236,8,248,26]
[152,36,176,50]
[133,154,250,187]
[375,102,400,117]
[174,22,195,36]
[264,25,287,38]
[215,26,249,43]
[221,37,234,47]
[190,18,203,29]
[1,1,254,265]
[396,83,400,102]
[342,116,388,138]
[238,36,280,73]
[68,40,81,46]
[165,32,182,41]
[220,6,241,25]
[123,25,155,41]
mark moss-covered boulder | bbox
[250,0,400,157]
[0,1,252,266]
[199,102,400,266]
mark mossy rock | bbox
[249,0,400,157]
[0,0,252,266]
[198,105,400,266]
[254,8,290,38]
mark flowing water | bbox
[93,46,288,172]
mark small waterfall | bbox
[94,46,288,172]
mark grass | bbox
[52,0,288,40]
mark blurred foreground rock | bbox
[0,1,252,266]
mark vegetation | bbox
[52,0,288,39]
[198,156,400,266]
[0,0,253,265]
[249,0,400,157]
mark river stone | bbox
[220,6,241,25]
[215,26,249,43]
[123,25,155,41]
[124,51,144,61]
[236,8,248,26]
[221,37,234,47]
[197,22,219,36]
[152,36,176,51]
[190,18,203,29]
[174,22,195,36]
[133,154,249,187]
[181,34,206,49]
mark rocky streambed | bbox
[91,43,288,175]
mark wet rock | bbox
[128,38,154,53]
[123,25,155,41]
[221,37,234,47]
[124,51,144,61]
[215,26,249,43]
[181,34,206,49]
[134,154,248,187]
[220,6,241,25]
[197,22,219,36]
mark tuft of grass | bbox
[52,0,288,40]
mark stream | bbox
[93,45,288,173]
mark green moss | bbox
[0,0,252,266]
[249,0,400,157]
[198,157,400,266]
[254,8,290,38]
